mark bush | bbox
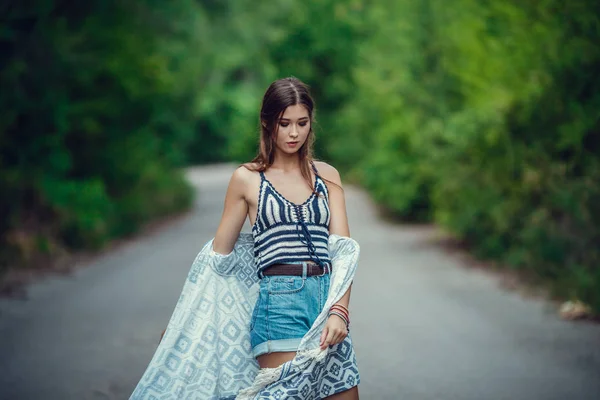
[0,0,201,269]
[331,0,600,311]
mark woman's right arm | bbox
[212,167,249,255]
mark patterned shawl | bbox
[130,233,360,399]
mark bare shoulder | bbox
[314,161,342,186]
[231,163,259,186]
[228,163,261,203]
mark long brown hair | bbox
[245,77,318,192]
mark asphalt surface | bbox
[1,164,599,400]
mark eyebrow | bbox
[280,117,309,122]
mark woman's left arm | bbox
[316,162,353,350]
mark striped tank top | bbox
[252,163,331,274]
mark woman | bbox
[214,77,359,399]
[130,77,360,400]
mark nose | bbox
[290,125,299,138]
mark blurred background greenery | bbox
[1,0,598,311]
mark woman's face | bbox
[273,104,311,155]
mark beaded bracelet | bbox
[331,304,350,316]
[331,303,349,315]
[329,304,350,326]
[331,305,349,316]
[328,310,349,328]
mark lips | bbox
[287,141,299,147]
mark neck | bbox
[271,151,302,172]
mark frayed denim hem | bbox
[252,337,303,358]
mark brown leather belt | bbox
[262,263,329,277]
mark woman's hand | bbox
[320,314,348,350]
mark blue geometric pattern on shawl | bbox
[130,233,360,399]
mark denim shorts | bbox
[250,265,331,358]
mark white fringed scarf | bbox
[130,233,360,399]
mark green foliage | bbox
[1,0,199,267]
[336,0,600,311]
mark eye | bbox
[279,122,289,127]
[299,122,308,127]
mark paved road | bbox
[1,164,599,400]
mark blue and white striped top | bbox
[252,164,331,274]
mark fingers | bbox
[322,328,336,350]
[320,326,329,348]
[331,329,347,347]
[321,318,349,350]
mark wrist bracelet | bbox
[330,307,349,322]
[328,311,349,327]
[332,303,349,313]
[330,305,350,321]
